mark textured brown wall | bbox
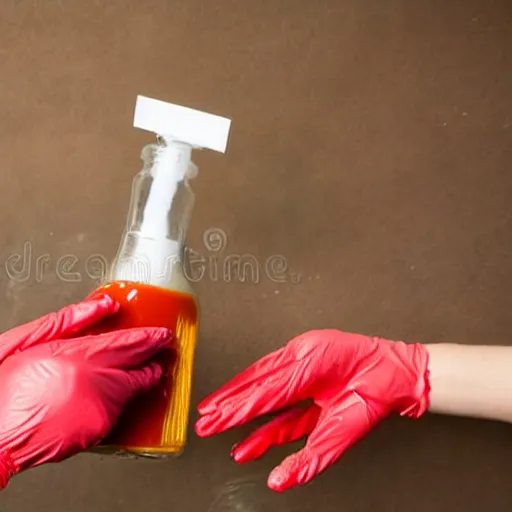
[1,1,512,510]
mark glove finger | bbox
[231,404,321,463]
[94,362,164,416]
[197,346,289,414]
[267,397,377,492]
[117,360,165,397]
[195,350,311,437]
[50,327,173,369]
[0,295,118,361]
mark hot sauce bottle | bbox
[87,95,231,458]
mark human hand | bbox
[0,295,173,489]
[195,329,430,492]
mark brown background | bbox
[1,0,512,510]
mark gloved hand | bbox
[0,295,172,489]
[195,329,430,492]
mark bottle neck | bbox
[153,139,192,182]
[136,140,195,249]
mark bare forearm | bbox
[426,343,512,423]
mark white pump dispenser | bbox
[108,95,231,291]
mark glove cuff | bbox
[0,451,16,490]
[383,339,431,419]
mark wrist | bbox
[426,342,476,417]
[426,343,512,423]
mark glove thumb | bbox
[0,296,118,363]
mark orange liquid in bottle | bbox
[87,280,198,456]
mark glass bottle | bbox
[86,96,231,458]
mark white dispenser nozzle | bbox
[133,95,231,153]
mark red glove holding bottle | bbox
[0,295,172,489]
[195,329,431,492]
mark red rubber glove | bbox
[0,295,172,489]
[195,329,430,492]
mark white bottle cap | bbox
[133,95,231,153]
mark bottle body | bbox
[87,139,199,457]
[88,281,197,456]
